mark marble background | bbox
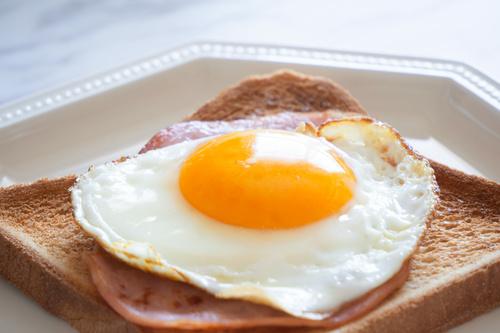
[1,0,499,106]
[0,1,499,332]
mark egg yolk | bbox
[179,130,355,229]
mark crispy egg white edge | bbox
[71,119,438,319]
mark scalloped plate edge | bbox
[0,41,499,128]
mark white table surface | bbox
[1,0,499,106]
[0,0,499,332]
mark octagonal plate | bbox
[0,42,498,332]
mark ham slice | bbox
[89,111,409,330]
[88,251,409,330]
[140,111,353,153]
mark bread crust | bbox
[186,70,368,121]
[0,70,498,333]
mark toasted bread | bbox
[187,70,367,121]
[0,70,499,333]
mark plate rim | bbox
[0,41,499,128]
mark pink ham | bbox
[88,252,409,330]
[140,111,349,153]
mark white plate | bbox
[0,42,499,332]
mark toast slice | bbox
[187,70,367,121]
[0,70,499,333]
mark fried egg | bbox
[71,118,437,319]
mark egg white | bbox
[71,121,437,319]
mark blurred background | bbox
[1,0,499,106]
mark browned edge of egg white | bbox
[316,116,440,279]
